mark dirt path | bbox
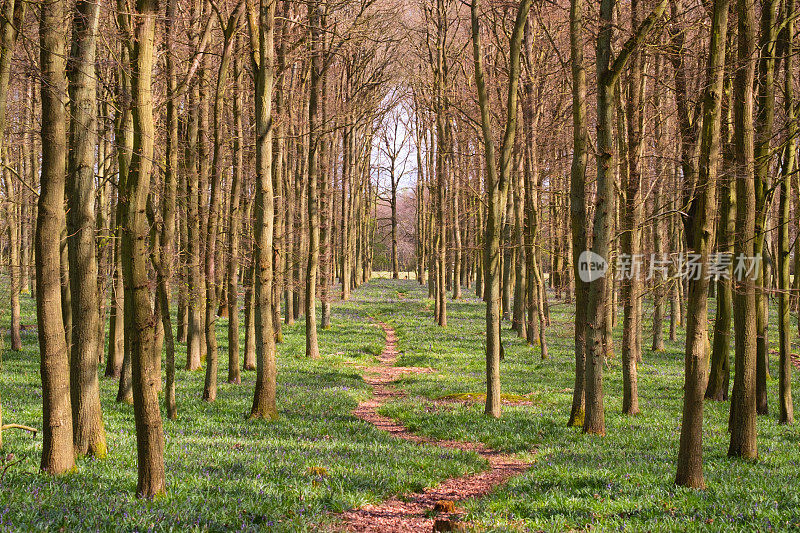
[340,322,531,532]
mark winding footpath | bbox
[341,321,531,532]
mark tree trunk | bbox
[675,0,729,488]
[60,226,72,354]
[707,62,735,401]
[728,0,758,460]
[38,0,75,474]
[512,146,526,338]
[320,56,333,330]
[271,9,287,342]
[340,123,352,301]
[777,0,795,425]
[0,0,23,353]
[107,219,125,378]
[67,0,106,458]
[3,167,21,353]
[113,39,134,405]
[185,64,203,371]
[243,252,257,371]
[651,64,666,354]
[391,171,399,279]
[204,9,241,401]
[452,163,462,299]
[471,0,531,418]
[121,0,166,497]
[176,170,189,344]
[161,0,180,418]
[620,0,645,416]
[305,0,322,359]
[248,0,278,420]
[227,45,244,385]
[585,0,667,435]
[753,0,778,417]
[568,0,588,427]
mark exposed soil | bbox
[340,321,531,532]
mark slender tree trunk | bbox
[204,10,241,401]
[391,169,399,279]
[285,134,296,319]
[675,0,728,488]
[185,60,203,371]
[777,0,795,425]
[243,248,257,370]
[568,0,588,426]
[197,68,210,364]
[38,0,75,475]
[295,127,308,319]
[471,0,532,418]
[669,192,681,342]
[753,0,778,416]
[320,57,333,330]
[3,168,21,353]
[452,165,462,299]
[0,0,23,353]
[270,1,286,343]
[585,0,667,435]
[435,135,447,325]
[248,0,278,420]
[107,215,125,378]
[512,147,526,338]
[340,123,352,301]
[60,226,72,354]
[227,46,244,385]
[728,0,759,459]
[501,199,514,321]
[121,0,166,496]
[583,0,617,436]
[26,77,37,300]
[707,63,735,401]
[295,129,307,319]
[434,0,447,327]
[621,0,645,416]
[67,0,106,458]
[305,0,322,359]
[95,129,112,368]
[177,170,189,343]
[161,0,180,418]
[651,153,666,352]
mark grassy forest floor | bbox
[1,279,799,531]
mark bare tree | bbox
[471,0,532,418]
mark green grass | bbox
[371,279,800,531]
[2,278,800,531]
[0,285,484,531]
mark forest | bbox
[0,0,798,529]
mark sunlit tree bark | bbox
[67,0,106,458]
[37,0,75,475]
[248,0,278,420]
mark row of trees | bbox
[405,0,798,491]
[0,0,399,497]
[0,0,797,500]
